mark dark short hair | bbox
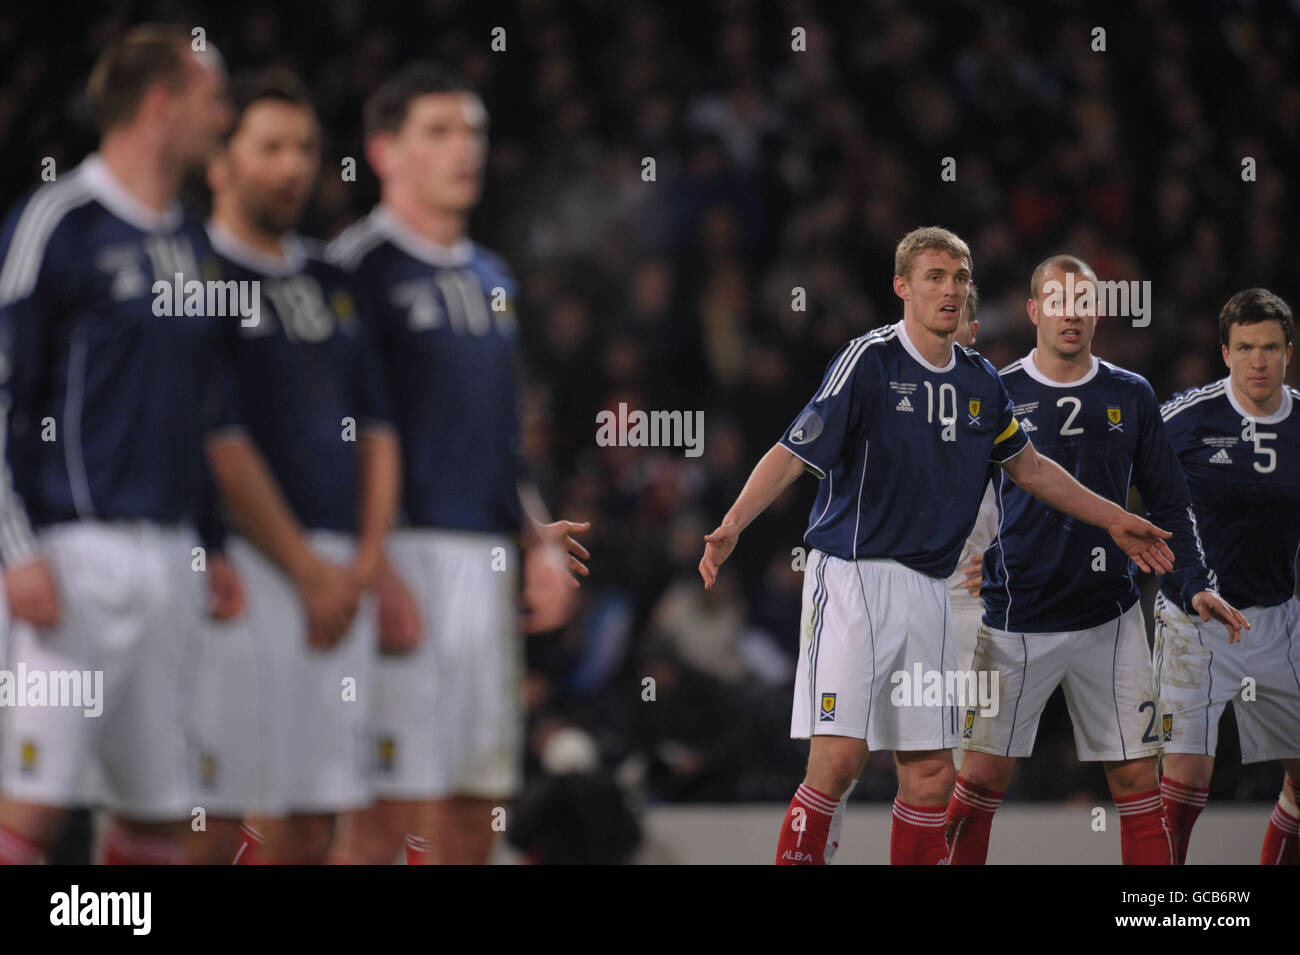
[87,24,194,132]
[1218,288,1294,348]
[225,68,314,141]
[363,62,477,138]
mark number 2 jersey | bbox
[779,320,1028,578]
[1159,378,1300,610]
[982,352,1213,633]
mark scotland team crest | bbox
[963,708,976,739]
[968,398,981,426]
[1161,713,1173,742]
[820,693,837,722]
[1107,406,1123,431]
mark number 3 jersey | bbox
[1159,379,1300,610]
[982,353,1212,633]
[327,205,523,534]
[779,320,1028,578]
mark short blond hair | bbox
[894,227,973,280]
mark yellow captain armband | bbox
[993,418,1020,445]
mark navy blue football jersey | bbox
[1160,379,1300,609]
[206,225,394,534]
[779,321,1028,578]
[982,353,1213,633]
[326,206,523,533]
[0,155,226,564]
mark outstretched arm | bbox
[700,443,808,589]
[1000,441,1175,575]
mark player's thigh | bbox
[1231,599,1300,764]
[0,524,147,808]
[372,530,518,800]
[793,555,956,752]
[279,531,374,814]
[97,525,205,821]
[189,538,275,818]
[950,600,984,674]
[1154,592,1232,757]
[960,624,1069,759]
[1062,602,1160,762]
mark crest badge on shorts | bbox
[963,708,976,739]
[1161,713,1173,742]
[820,693,837,721]
[20,741,37,775]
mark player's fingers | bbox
[566,537,591,560]
[568,555,589,576]
[1145,544,1173,574]
[1130,554,1151,574]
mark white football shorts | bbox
[1155,592,1300,763]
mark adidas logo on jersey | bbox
[896,396,914,412]
[1209,449,1232,465]
[1019,417,1037,432]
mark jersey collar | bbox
[372,204,474,268]
[1224,376,1293,424]
[206,221,307,276]
[1020,349,1099,388]
[895,320,955,373]
[80,154,183,233]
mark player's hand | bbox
[1191,591,1250,644]
[3,558,60,628]
[1106,513,1174,575]
[207,552,246,621]
[373,557,422,655]
[534,519,591,584]
[699,522,739,590]
[521,539,579,633]
[294,556,361,651]
[961,553,983,597]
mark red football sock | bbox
[775,784,837,865]
[232,822,266,865]
[405,833,433,866]
[1116,789,1172,865]
[944,776,1003,865]
[1160,776,1208,865]
[0,821,45,865]
[891,798,948,865]
[1261,776,1299,866]
[100,823,183,865]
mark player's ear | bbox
[969,319,979,345]
[364,132,393,181]
[892,273,909,301]
[206,152,229,193]
[1027,297,1039,327]
[1221,345,1230,369]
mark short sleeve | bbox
[988,375,1029,463]
[779,338,874,479]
